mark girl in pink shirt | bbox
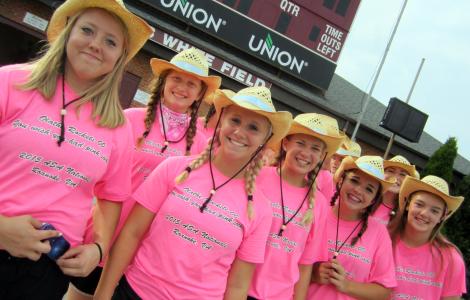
[248,113,345,300]
[371,155,417,225]
[308,156,397,300]
[0,1,152,299]
[389,175,466,299]
[94,87,293,299]
[329,136,361,175]
[68,48,221,299]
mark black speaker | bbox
[380,97,428,143]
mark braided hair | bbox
[176,106,271,220]
[244,152,266,219]
[204,103,216,128]
[331,170,383,246]
[136,69,207,155]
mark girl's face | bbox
[218,105,271,161]
[406,191,446,234]
[66,8,125,89]
[282,134,326,175]
[330,154,344,174]
[339,170,380,213]
[384,166,409,194]
[162,70,203,113]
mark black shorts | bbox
[69,266,103,295]
[0,250,69,300]
[112,276,142,300]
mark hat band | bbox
[336,148,359,157]
[232,94,275,112]
[172,60,207,76]
[356,162,384,180]
[306,124,327,135]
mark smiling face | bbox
[282,133,326,176]
[65,8,125,91]
[384,166,409,194]
[338,170,381,217]
[218,105,271,162]
[406,191,446,235]
[162,70,204,113]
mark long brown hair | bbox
[20,8,130,128]
[388,191,461,275]
[330,170,383,246]
[136,69,208,154]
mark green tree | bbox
[422,137,458,183]
[445,174,470,299]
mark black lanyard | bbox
[57,78,84,147]
[333,184,363,259]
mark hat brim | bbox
[213,90,292,150]
[384,161,416,178]
[287,122,345,159]
[334,156,395,192]
[399,176,464,219]
[47,0,153,63]
[150,58,222,103]
[336,147,361,158]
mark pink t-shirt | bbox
[196,116,215,140]
[391,238,466,299]
[127,108,207,191]
[249,167,329,300]
[316,169,335,203]
[125,156,273,300]
[83,107,208,249]
[371,203,395,226]
[307,205,397,300]
[0,64,132,247]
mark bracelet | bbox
[93,242,103,263]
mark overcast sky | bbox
[334,0,470,162]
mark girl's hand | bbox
[329,258,350,293]
[0,215,60,261]
[316,261,333,285]
[57,243,101,277]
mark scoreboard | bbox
[143,0,362,90]
[215,0,360,62]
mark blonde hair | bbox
[175,106,271,220]
[278,135,327,226]
[20,8,130,128]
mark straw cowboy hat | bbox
[336,136,362,158]
[213,87,292,150]
[286,113,345,159]
[334,155,395,191]
[150,48,222,101]
[47,0,154,63]
[399,175,464,219]
[384,155,417,178]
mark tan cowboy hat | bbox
[286,113,345,159]
[399,175,464,219]
[384,155,417,178]
[334,155,395,191]
[150,48,222,101]
[213,87,292,150]
[336,136,362,158]
[47,0,154,63]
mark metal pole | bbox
[351,0,408,142]
[383,58,425,159]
